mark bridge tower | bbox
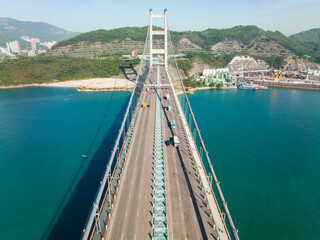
[149,8,168,68]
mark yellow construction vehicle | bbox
[274,61,291,81]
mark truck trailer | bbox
[173,136,179,147]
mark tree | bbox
[216,82,224,88]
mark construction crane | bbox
[274,61,291,81]
[301,59,309,80]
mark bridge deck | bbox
[104,66,218,240]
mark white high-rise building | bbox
[6,41,21,54]
[30,38,40,51]
[0,47,15,57]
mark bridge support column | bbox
[149,9,168,68]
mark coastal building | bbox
[0,47,15,57]
[30,38,40,51]
[28,50,36,56]
[131,49,138,58]
[201,68,233,85]
[6,41,21,54]
[203,68,230,76]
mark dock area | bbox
[249,79,320,90]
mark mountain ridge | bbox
[49,25,320,63]
[0,17,80,44]
[290,28,320,43]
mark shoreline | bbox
[0,78,135,92]
[176,86,237,95]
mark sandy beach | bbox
[0,78,135,91]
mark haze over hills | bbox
[290,28,320,43]
[49,25,320,64]
[0,17,80,45]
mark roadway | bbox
[104,65,218,240]
[160,66,218,240]
[104,66,158,240]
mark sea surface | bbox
[188,87,320,240]
[0,87,319,239]
[0,87,129,240]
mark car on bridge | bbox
[170,120,175,129]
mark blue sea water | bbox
[0,87,129,240]
[0,86,320,239]
[188,88,320,240]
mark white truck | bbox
[173,136,179,147]
[165,94,170,100]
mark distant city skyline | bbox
[1,0,320,36]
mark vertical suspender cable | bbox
[166,24,239,240]
[81,26,150,240]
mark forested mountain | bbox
[290,28,320,43]
[0,56,139,86]
[50,25,320,63]
[0,17,80,42]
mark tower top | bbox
[149,9,168,68]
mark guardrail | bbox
[81,28,150,240]
[167,31,240,240]
[80,68,147,240]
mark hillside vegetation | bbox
[53,27,148,49]
[51,25,320,63]
[0,56,139,86]
[290,28,320,43]
[0,17,80,43]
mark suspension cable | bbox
[167,23,239,240]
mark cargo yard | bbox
[192,57,320,91]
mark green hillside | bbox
[0,32,15,46]
[290,28,320,43]
[0,56,140,86]
[0,17,80,42]
[53,27,148,49]
[52,25,320,62]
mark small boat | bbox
[257,85,268,90]
[238,83,257,91]
[81,155,88,158]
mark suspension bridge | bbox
[81,9,239,240]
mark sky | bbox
[2,0,320,36]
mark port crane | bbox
[274,61,291,81]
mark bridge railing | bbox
[81,28,150,240]
[167,30,240,240]
[80,66,148,240]
[178,93,239,240]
